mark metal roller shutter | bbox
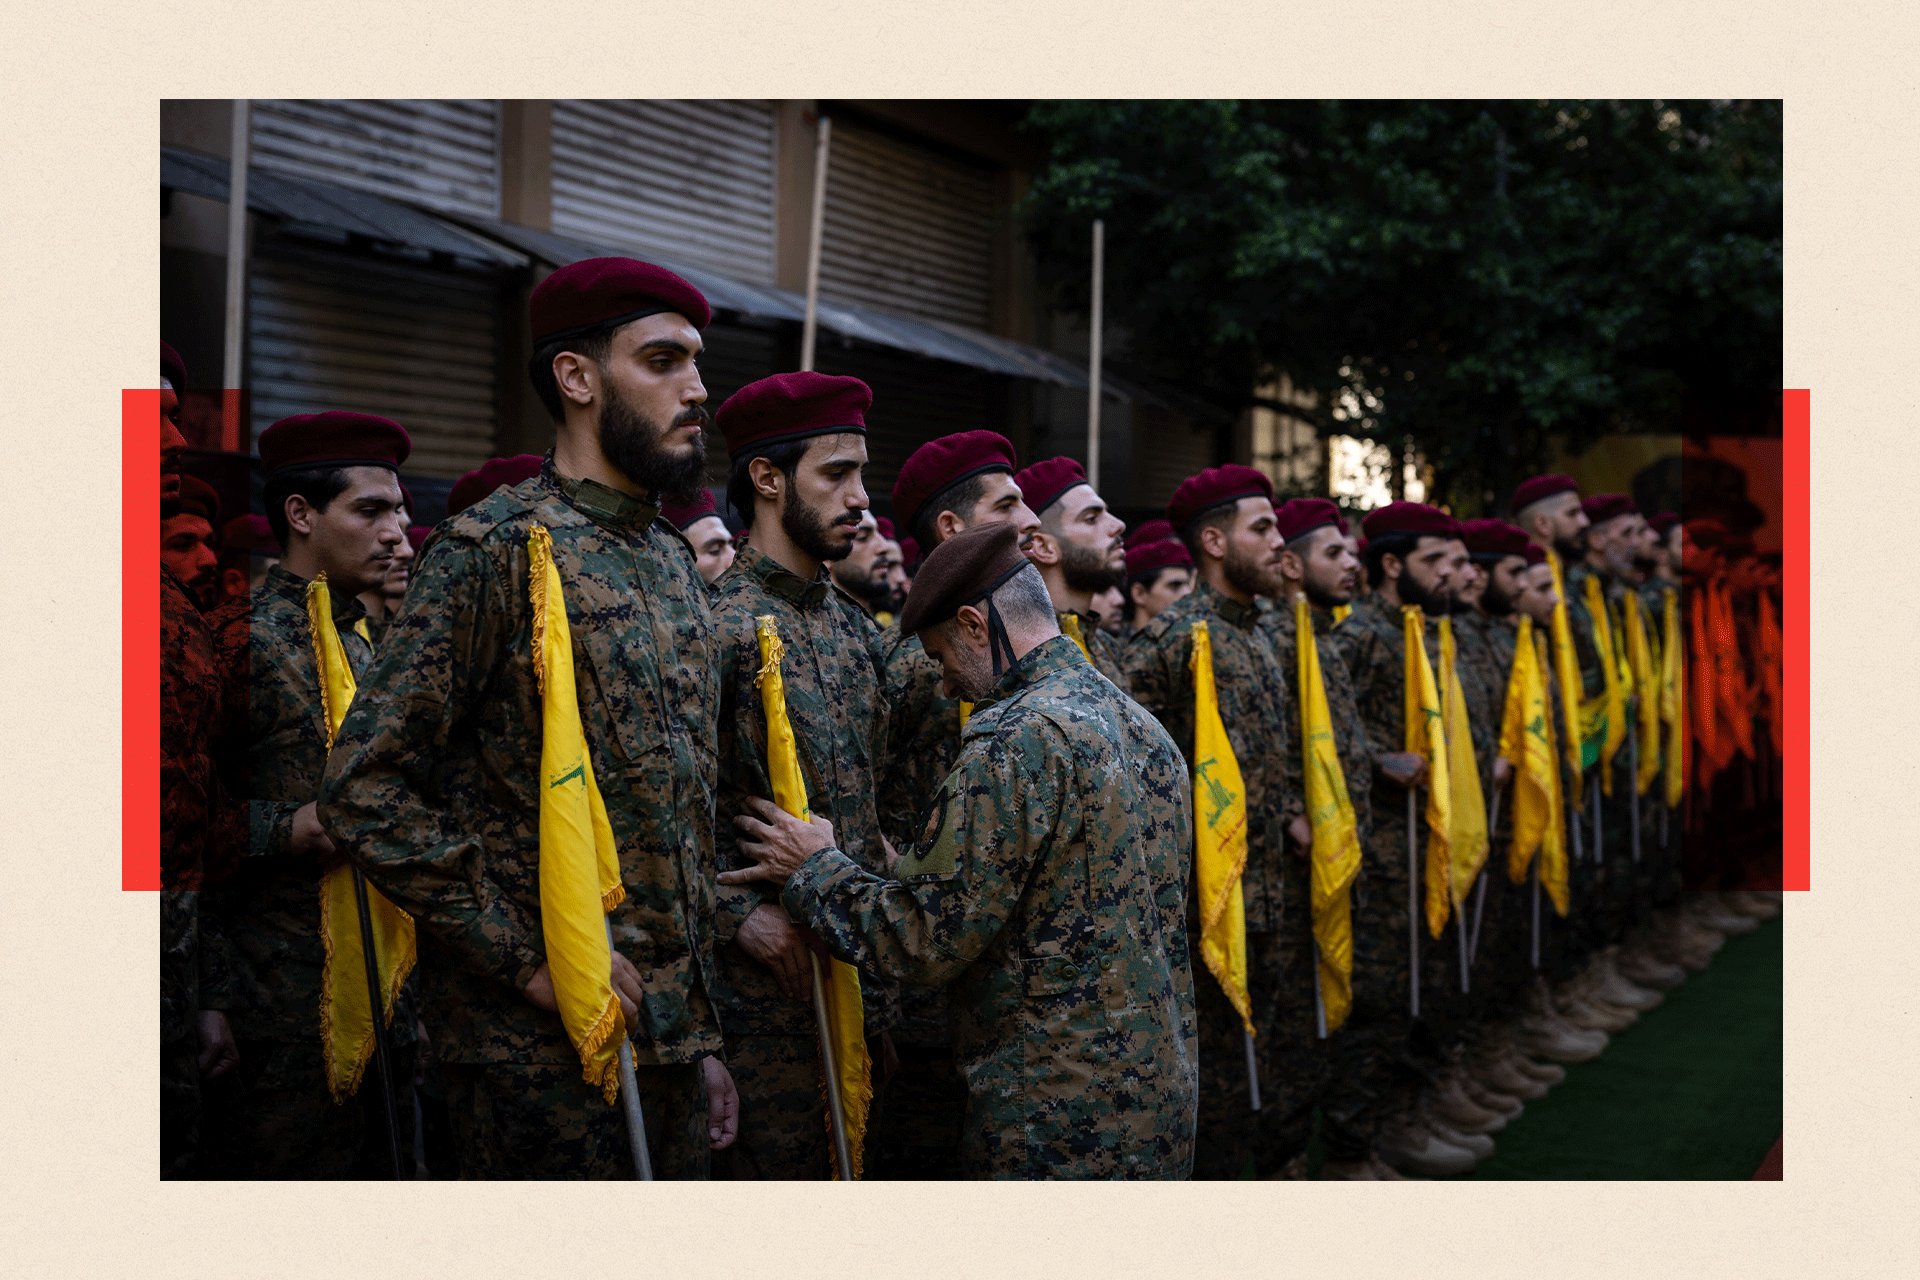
[248,245,502,478]
[819,120,996,328]
[813,345,1006,510]
[551,99,778,283]
[250,99,501,220]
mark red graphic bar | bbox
[126,390,161,890]
[1781,389,1808,891]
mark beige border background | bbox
[0,4,1901,1274]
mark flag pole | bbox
[799,115,832,373]
[1628,724,1642,865]
[811,952,855,1178]
[1470,782,1502,967]
[351,866,404,1180]
[1087,218,1104,492]
[1407,788,1420,1019]
[1530,857,1541,969]
[1591,768,1602,854]
[1312,941,1328,1040]
[1243,1029,1262,1111]
[1455,896,1470,994]
[1569,766,1585,863]
[606,917,654,1180]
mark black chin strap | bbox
[986,594,1016,678]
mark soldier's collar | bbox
[971,632,1084,712]
[738,543,831,607]
[547,458,661,532]
[1195,581,1259,629]
[264,562,367,624]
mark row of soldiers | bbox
[158,254,1781,1181]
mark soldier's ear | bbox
[1027,531,1061,567]
[953,603,988,646]
[284,494,317,538]
[1198,522,1229,562]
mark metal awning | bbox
[456,215,1162,404]
[162,147,526,271]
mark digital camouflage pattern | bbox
[1261,598,1375,837]
[785,636,1198,1179]
[438,1059,710,1180]
[707,544,892,1179]
[1062,609,1129,689]
[1121,582,1297,1177]
[318,461,725,1176]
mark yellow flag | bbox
[1498,619,1567,912]
[1622,591,1661,796]
[1531,629,1570,914]
[307,576,417,1105]
[755,616,872,1180]
[1331,604,1352,625]
[1296,598,1362,1032]
[1059,611,1093,662]
[528,527,629,1104]
[1401,607,1452,938]
[1661,588,1685,808]
[1438,618,1489,911]
[958,700,972,728]
[1582,575,1628,794]
[1190,622,1254,1036]
[1545,551,1586,804]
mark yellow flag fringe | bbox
[307,575,417,1105]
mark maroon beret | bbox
[222,514,280,556]
[1355,536,1368,553]
[897,536,919,570]
[660,488,720,531]
[1166,465,1273,533]
[892,430,1019,541]
[1581,493,1638,527]
[1648,511,1679,537]
[175,475,219,524]
[1126,518,1177,550]
[406,526,431,555]
[161,340,188,391]
[717,372,870,458]
[398,483,416,517]
[1460,518,1530,560]
[448,454,543,517]
[875,516,896,541]
[1361,501,1461,542]
[529,257,712,346]
[1126,537,1193,579]
[1509,474,1580,516]
[1274,498,1348,542]
[1523,544,1546,567]
[258,411,410,477]
[1013,456,1090,517]
[898,520,1033,637]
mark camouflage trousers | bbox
[713,1033,831,1180]
[1191,928,1326,1178]
[867,1039,966,1180]
[438,1058,709,1179]
[200,1038,364,1179]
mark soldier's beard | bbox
[940,632,995,703]
[837,559,890,601]
[599,383,710,504]
[782,489,858,564]
[1481,577,1516,617]
[1397,570,1450,614]
[1223,540,1281,599]
[1059,534,1124,594]
[1302,563,1352,609]
[1553,530,1586,561]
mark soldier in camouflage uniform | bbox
[661,488,737,588]
[1122,465,1304,1180]
[1260,498,1416,1179]
[159,343,239,1177]
[319,259,740,1178]
[705,371,892,1179]
[1012,456,1132,687]
[869,430,1042,1178]
[202,411,411,1178]
[724,523,1197,1178]
[1330,502,1484,1176]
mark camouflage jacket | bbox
[317,462,724,1067]
[1061,609,1129,690]
[784,636,1197,1178]
[709,543,891,1037]
[876,630,966,1044]
[1561,562,1615,703]
[1259,598,1374,839]
[1122,582,1292,934]
[1448,611,1504,779]
[1329,593,1444,779]
[161,565,237,1042]
[206,563,373,1042]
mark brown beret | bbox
[1166,465,1273,533]
[898,520,1031,637]
[1012,456,1090,517]
[717,371,870,457]
[529,257,711,345]
[1509,473,1579,516]
[258,412,410,477]
[175,475,219,524]
[892,430,1019,541]
[1274,497,1348,542]
[1361,501,1461,542]
[449,454,543,516]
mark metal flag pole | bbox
[606,917,654,1180]
[1569,768,1585,863]
[1407,789,1420,1019]
[799,115,832,373]
[811,952,855,1179]
[1244,1029,1262,1111]
[1469,782,1503,967]
[1628,726,1642,865]
[1530,857,1542,969]
[1087,218,1105,492]
[1455,903,1470,994]
[1591,768,1602,854]
[1312,941,1328,1040]
[222,99,251,395]
[351,867,404,1180]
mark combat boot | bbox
[1418,1102,1496,1163]
[1554,973,1637,1033]
[1473,1048,1549,1101]
[1510,981,1607,1062]
[1428,1073,1507,1134]
[1687,893,1758,936]
[1375,1123,1477,1178]
[1261,1153,1310,1179]
[1615,938,1687,991]
[1724,889,1780,920]
[1592,948,1664,1011]
[1458,1070,1525,1121]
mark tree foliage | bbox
[1018,99,1781,511]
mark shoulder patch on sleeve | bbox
[896,779,959,882]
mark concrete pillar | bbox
[500,100,553,229]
